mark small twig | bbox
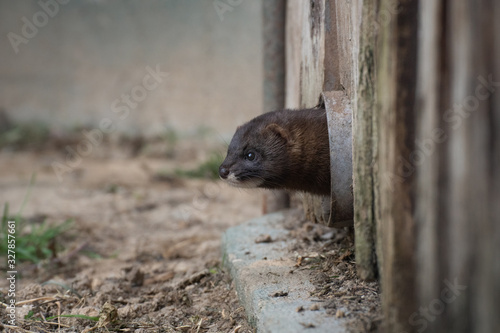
[176,269,209,289]
[195,318,203,333]
[175,325,191,330]
[38,321,71,328]
[56,301,61,330]
[82,325,98,333]
[230,324,242,333]
[16,296,58,306]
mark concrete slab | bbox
[222,211,348,333]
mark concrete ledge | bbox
[222,211,348,332]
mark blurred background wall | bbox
[0,0,262,139]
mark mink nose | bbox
[219,166,230,179]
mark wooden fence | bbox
[283,0,500,331]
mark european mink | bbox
[219,108,330,196]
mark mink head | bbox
[219,114,291,190]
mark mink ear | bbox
[265,123,290,143]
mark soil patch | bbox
[0,140,260,332]
[285,212,382,332]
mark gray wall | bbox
[0,0,262,138]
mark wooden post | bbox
[375,0,500,331]
[414,1,500,332]
[375,0,419,331]
[285,1,500,330]
[262,0,290,213]
[353,0,378,281]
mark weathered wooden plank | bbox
[414,1,442,328]
[443,3,494,332]
[323,0,341,91]
[414,1,500,332]
[334,0,361,99]
[377,0,500,331]
[262,0,290,213]
[375,0,418,331]
[490,5,500,332]
[353,0,378,281]
[299,0,326,108]
[284,0,303,109]
[263,0,285,111]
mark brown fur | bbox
[219,108,331,196]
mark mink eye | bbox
[245,151,256,161]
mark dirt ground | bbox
[284,214,381,332]
[0,138,380,332]
[0,138,262,332]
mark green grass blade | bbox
[44,314,100,321]
[16,172,36,220]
